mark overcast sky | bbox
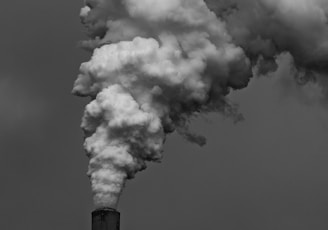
[1,1,328,230]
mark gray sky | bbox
[1,1,328,230]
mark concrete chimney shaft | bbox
[92,208,120,230]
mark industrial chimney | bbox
[92,208,120,230]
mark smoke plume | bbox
[73,0,328,209]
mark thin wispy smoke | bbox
[206,0,328,82]
[73,0,328,209]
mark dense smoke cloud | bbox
[73,0,328,209]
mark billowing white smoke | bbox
[73,0,250,209]
[73,0,328,209]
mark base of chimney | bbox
[92,208,120,230]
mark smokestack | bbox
[92,208,120,230]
